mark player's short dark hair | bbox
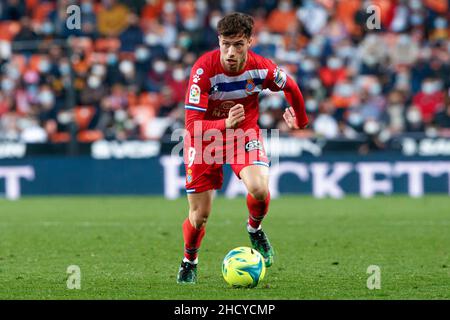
[217,12,254,38]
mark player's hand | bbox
[225,104,245,129]
[283,106,300,130]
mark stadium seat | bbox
[94,38,121,52]
[28,54,44,72]
[0,21,21,41]
[50,132,71,143]
[11,54,27,73]
[74,106,96,130]
[77,130,104,143]
[32,2,56,23]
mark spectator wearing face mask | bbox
[413,78,445,124]
[147,59,169,92]
[167,66,188,104]
[119,13,144,52]
[267,0,298,34]
[37,84,57,123]
[319,56,347,91]
[331,80,358,122]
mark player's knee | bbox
[248,185,269,201]
[189,208,210,229]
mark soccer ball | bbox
[222,246,266,288]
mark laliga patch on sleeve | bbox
[189,84,201,104]
[273,67,287,89]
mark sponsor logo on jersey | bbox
[245,140,263,152]
[273,67,287,89]
[212,101,235,118]
[196,68,204,75]
[189,84,201,104]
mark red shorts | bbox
[184,131,269,194]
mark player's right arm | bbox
[184,62,244,136]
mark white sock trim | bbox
[183,257,198,265]
[247,223,262,233]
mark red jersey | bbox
[184,49,308,136]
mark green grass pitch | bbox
[0,196,449,299]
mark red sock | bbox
[182,218,205,262]
[247,192,270,229]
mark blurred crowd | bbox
[0,0,449,146]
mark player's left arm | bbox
[263,61,309,130]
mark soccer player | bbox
[177,12,308,283]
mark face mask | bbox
[88,76,101,89]
[301,60,315,72]
[163,2,176,14]
[369,83,382,96]
[422,82,437,94]
[39,60,51,73]
[336,84,353,97]
[184,18,198,31]
[309,77,321,90]
[409,0,422,10]
[145,33,160,46]
[59,63,70,75]
[39,90,55,106]
[135,47,150,61]
[434,18,447,29]
[364,55,377,66]
[168,46,182,61]
[406,108,421,123]
[1,78,14,91]
[106,54,118,65]
[259,113,274,127]
[258,32,271,45]
[305,99,318,112]
[336,46,353,59]
[172,69,185,81]
[179,36,192,49]
[7,65,20,80]
[41,22,54,35]
[279,2,292,12]
[269,95,283,108]
[210,16,221,30]
[81,2,93,13]
[411,14,423,26]
[92,64,106,77]
[363,120,380,135]
[307,44,321,57]
[119,60,134,74]
[348,112,363,127]
[153,61,167,74]
[197,0,207,11]
[114,109,128,122]
[327,58,343,70]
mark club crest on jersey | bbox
[245,140,263,152]
[189,84,201,104]
[245,78,256,94]
[273,67,287,89]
